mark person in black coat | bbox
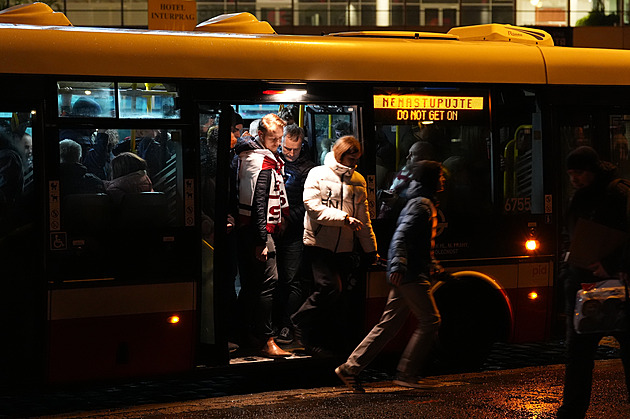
[274,124,315,345]
[59,139,105,196]
[558,146,630,418]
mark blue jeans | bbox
[343,279,441,378]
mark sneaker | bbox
[276,327,294,344]
[335,365,365,394]
[393,374,439,389]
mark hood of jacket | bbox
[324,151,355,179]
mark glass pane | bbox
[58,81,115,118]
[372,88,491,259]
[238,104,282,120]
[57,127,183,280]
[118,82,180,119]
[0,111,34,233]
[610,115,630,179]
[461,6,491,25]
[307,106,357,166]
[492,6,514,24]
[443,8,457,26]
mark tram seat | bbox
[118,192,169,229]
[62,193,114,233]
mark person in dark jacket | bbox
[557,146,630,418]
[0,128,23,224]
[235,113,291,358]
[83,129,119,181]
[274,124,315,345]
[335,160,445,392]
[59,139,105,196]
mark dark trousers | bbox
[291,246,355,344]
[558,276,630,418]
[236,227,278,345]
[275,238,307,329]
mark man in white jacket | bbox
[291,135,377,355]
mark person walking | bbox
[292,135,377,355]
[557,146,630,418]
[335,160,445,392]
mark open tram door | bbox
[197,94,374,366]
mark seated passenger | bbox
[59,139,105,196]
[105,152,153,204]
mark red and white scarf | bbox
[238,148,289,233]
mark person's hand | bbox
[365,251,379,266]
[588,261,609,279]
[389,271,403,286]
[345,216,363,231]
[255,244,268,262]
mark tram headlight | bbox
[168,315,180,324]
[528,291,539,300]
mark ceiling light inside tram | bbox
[262,89,307,100]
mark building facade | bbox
[9,0,630,33]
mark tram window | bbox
[0,111,34,238]
[118,82,179,119]
[58,81,115,118]
[610,115,630,178]
[372,88,492,220]
[55,127,183,280]
[57,81,180,119]
[558,114,595,213]
[305,106,357,165]
[496,89,544,215]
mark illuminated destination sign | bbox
[373,94,486,124]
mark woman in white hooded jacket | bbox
[292,135,377,354]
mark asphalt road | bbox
[0,338,624,418]
[37,361,630,419]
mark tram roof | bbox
[0,7,629,86]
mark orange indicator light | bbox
[528,291,538,300]
[525,239,539,251]
[168,315,180,324]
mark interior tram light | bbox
[167,315,180,324]
[262,89,307,100]
[525,239,539,251]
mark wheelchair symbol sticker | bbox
[50,232,67,251]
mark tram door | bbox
[45,82,198,383]
[199,101,371,362]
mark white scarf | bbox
[238,148,288,233]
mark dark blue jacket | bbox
[387,180,439,284]
[278,151,315,242]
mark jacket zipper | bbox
[333,174,344,252]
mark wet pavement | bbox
[0,338,624,418]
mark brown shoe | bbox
[261,337,291,358]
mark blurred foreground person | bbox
[335,160,445,392]
[557,146,630,418]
